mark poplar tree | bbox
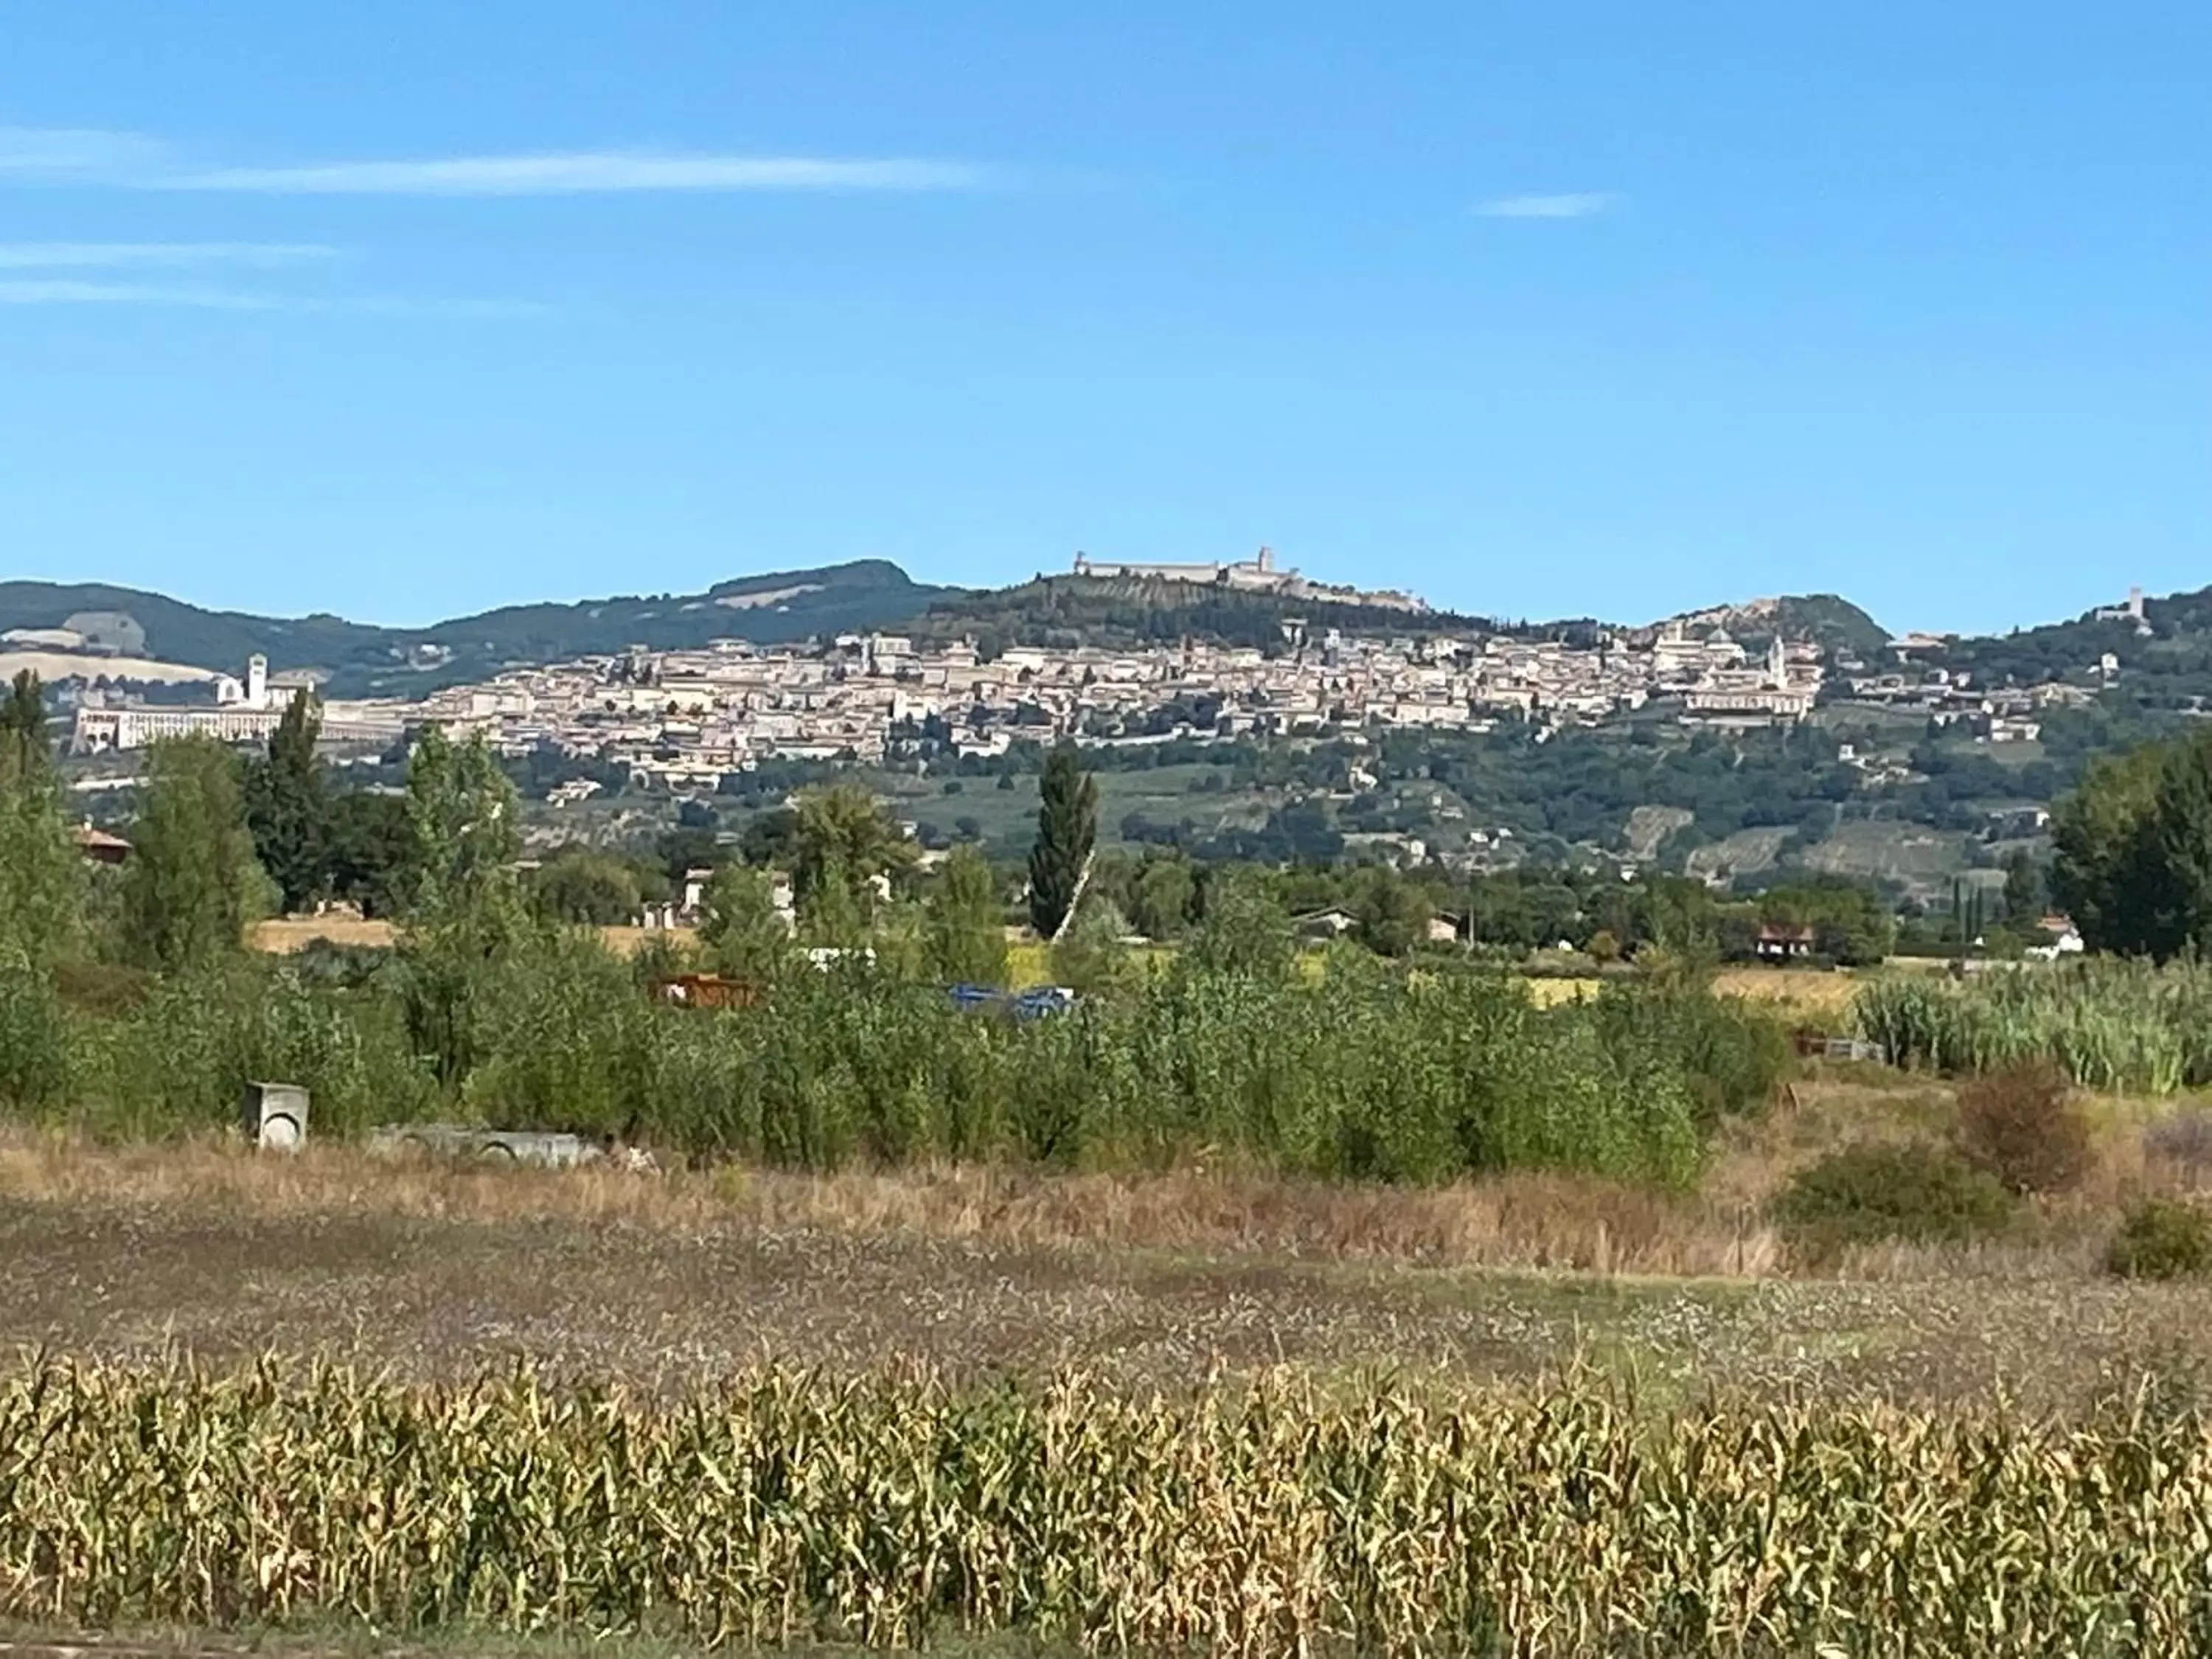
[0,671,81,969]
[397,727,529,1088]
[405,726,523,929]
[122,737,265,972]
[243,690,330,914]
[790,784,911,924]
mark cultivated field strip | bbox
[3,1360,2211,1655]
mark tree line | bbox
[2052,724,2212,959]
[0,667,1791,1189]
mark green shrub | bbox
[80,965,256,1136]
[55,957,432,1141]
[1593,978,1792,1125]
[460,929,652,1137]
[0,946,70,1112]
[49,957,154,1016]
[2105,1199,2212,1281]
[288,938,394,990]
[1955,1062,2093,1196]
[1771,1144,2017,1252]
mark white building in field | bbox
[71,656,408,754]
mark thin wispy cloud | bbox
[1476,192,1618,220]
[0,242,339,269]
[0,128,1000,195]
[0,278,548,317]
[165,153,998,195]
[0,126,167,178]
[0,279,285,310]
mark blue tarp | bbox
[947,984,1077,1019]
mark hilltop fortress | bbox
[1070,546,1430,613]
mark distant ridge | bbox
[0,560,956,697]
[4,560,2205,700]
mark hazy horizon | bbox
[0,553,2144,645]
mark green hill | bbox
[0,581,378,678]
[11,560,2211,721]
[917,572,1570,653]
[411,561,955,687]
[1657,594,1891,664]
[1770,595,1891,662]
[0,561,956,696]
[1933,585,2212,706]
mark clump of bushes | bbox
[1955,1062,2091,1196]
[1770,1144,2017,1253]
[4,926,1794,1189]
[58,957,435,1142]
[2105,1199,2212,1281]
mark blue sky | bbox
[1,2,2205,636]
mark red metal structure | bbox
[654,973,763,1009]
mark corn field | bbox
[1853,959,2212,1094]
[3,1357,2211,1657]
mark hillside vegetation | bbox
[1668,593,1891,662]
[1938,582,2212,701]
[917,571,1523,651]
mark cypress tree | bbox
[2001,849,2042,928]
[1027,745,1097,939]
[2152,729,2212,958]
[1,670,46,773]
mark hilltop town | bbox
[13,557,2191,906]
[66,608,1831,784]
[41,560,2152,803]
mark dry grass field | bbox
[1712,964,1865,1018]
[249,917,400,952]
[4,1071,2208,1416]
[251,919,696,956]
[1517,967,1860,1016]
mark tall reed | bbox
[1854,959,2212,1094]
